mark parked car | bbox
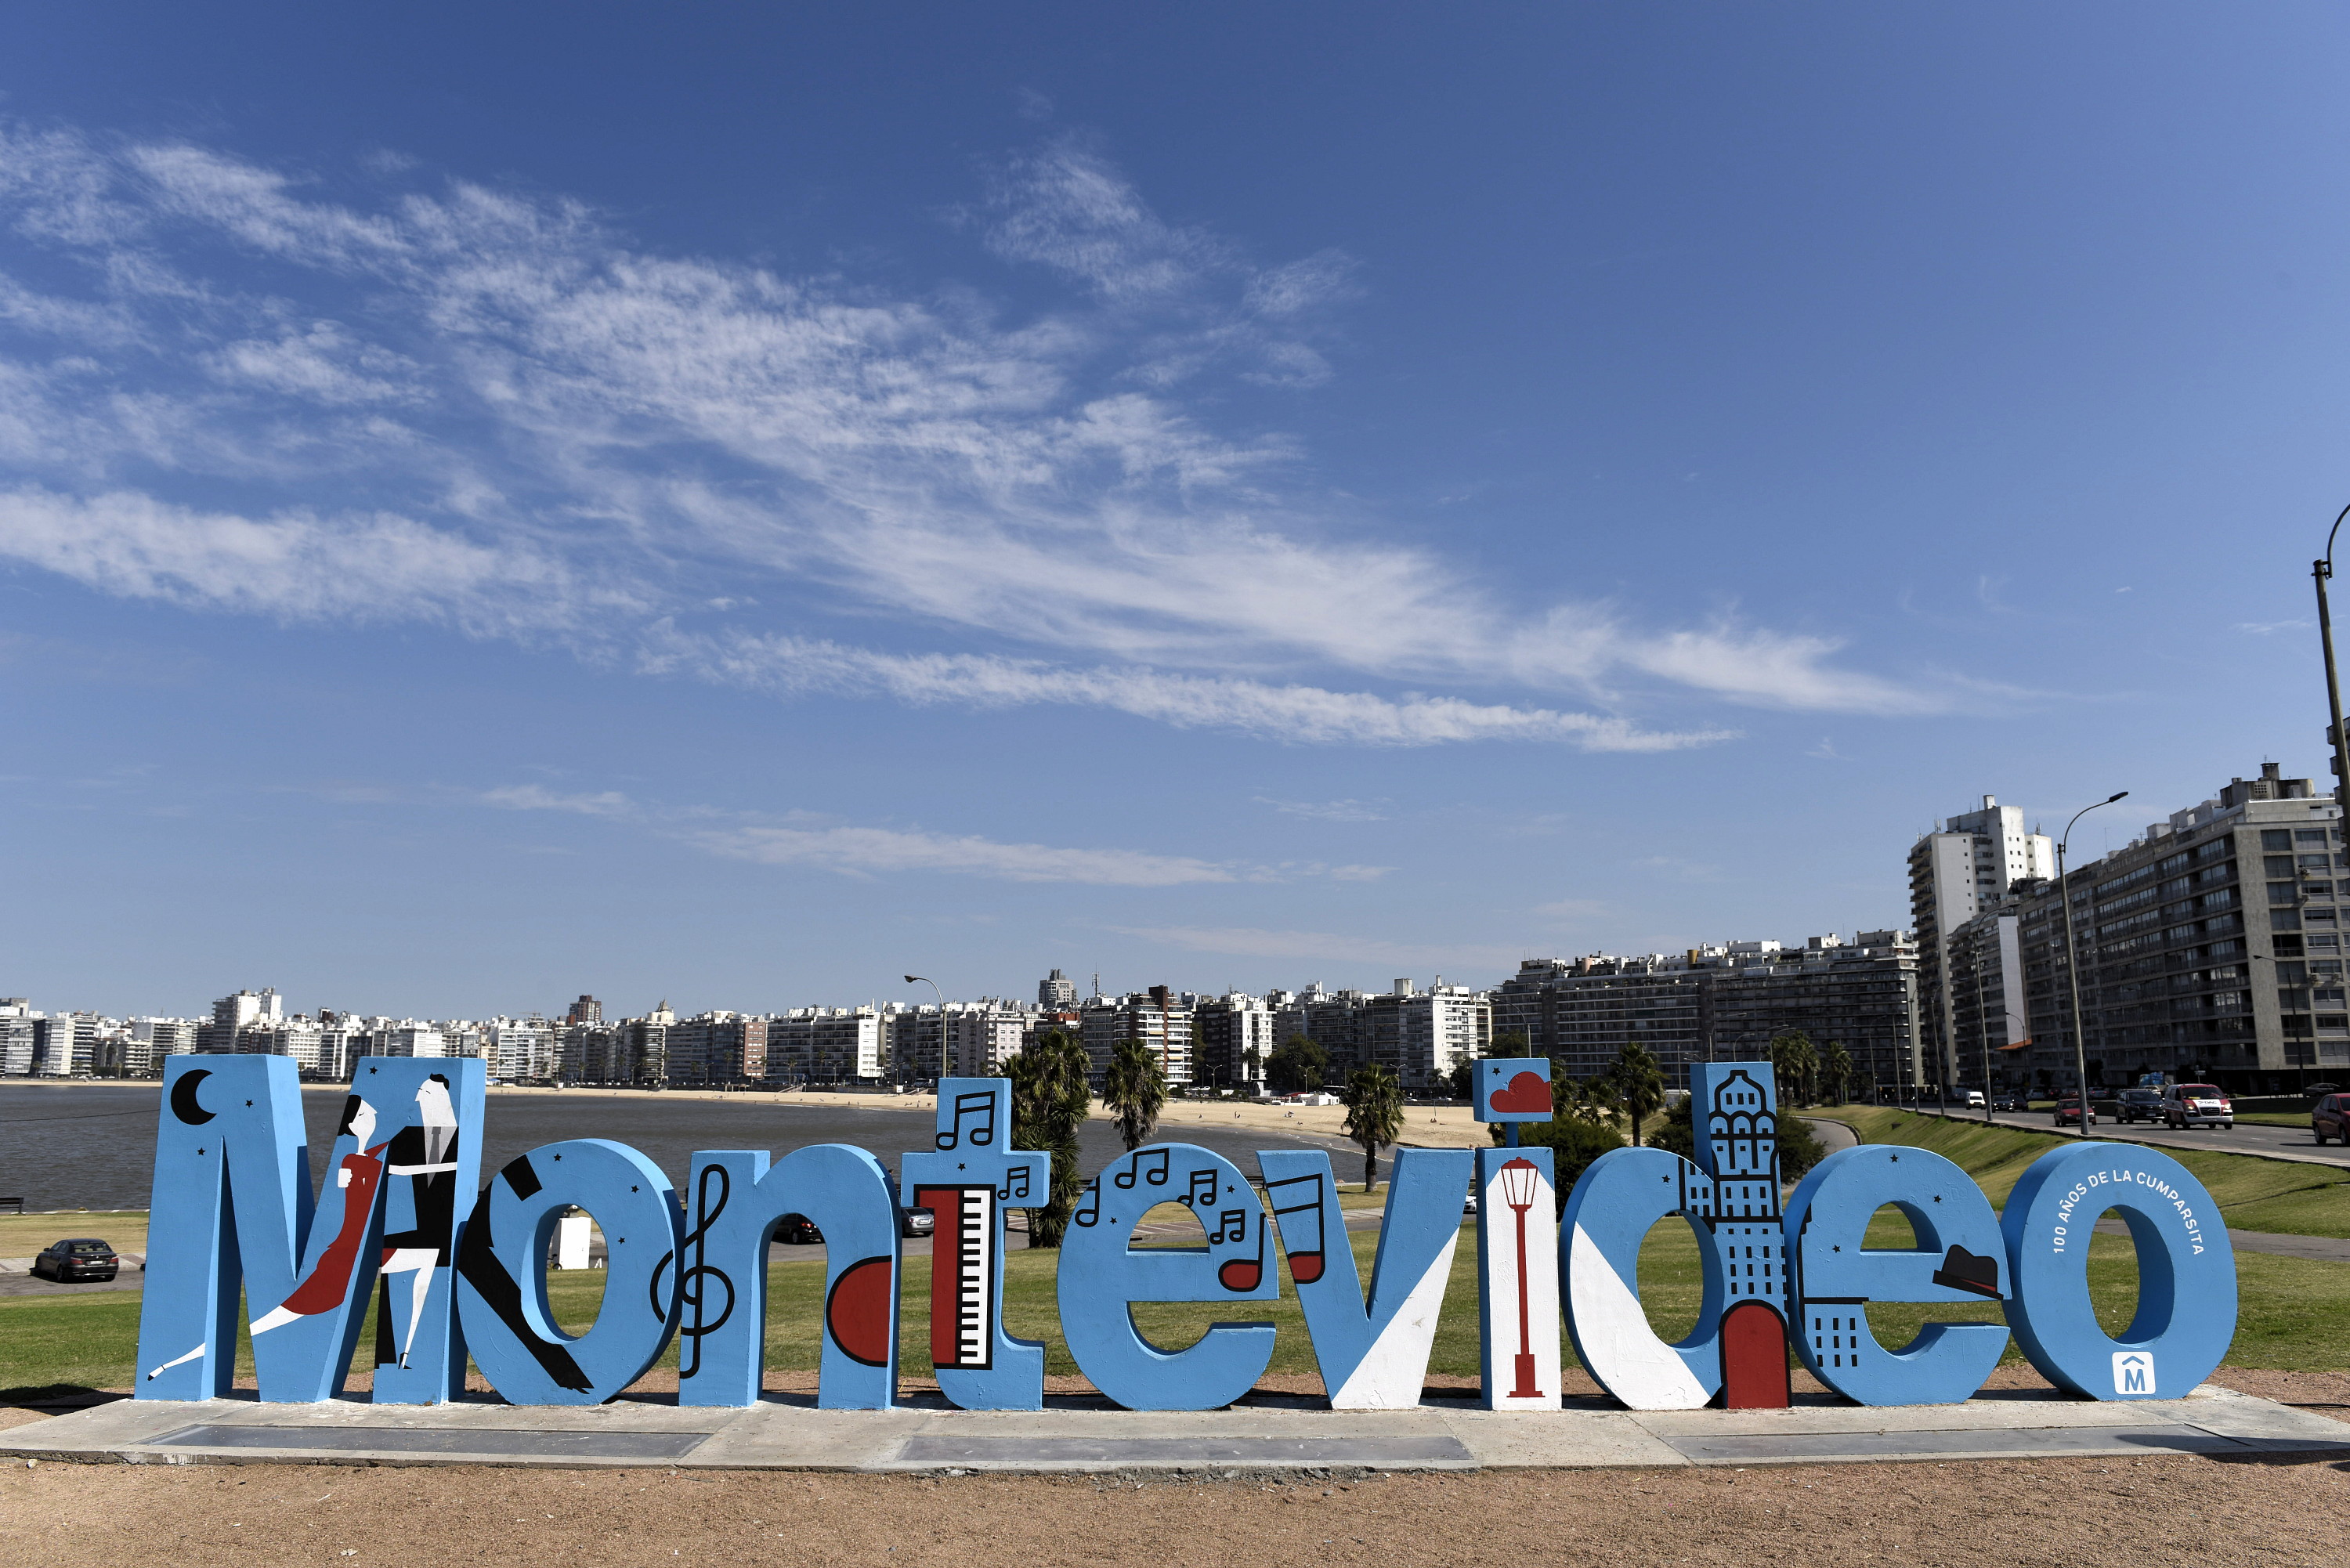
[2161,1082,2234,1129]
[772,1205,933,1245]
[2053,1095,2096,1127]
[30,1238,119,1282]
[2312,1093,2350,1145]
[2114,1088,2167,1125]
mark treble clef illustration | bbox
[660,1163,736,1380]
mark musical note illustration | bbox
[1217,1209,1266,1293]
[936,1089,997,1151]
[1073,1176,1101,1228]
[666,1164,736,1380]
[997,1165,1031,1202]
[1265,1171,1328,1285]
[1207,1208,1247,1245]
[1180,1166,1217,1209]
[1115,1147,1170,1190]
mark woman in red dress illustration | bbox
[144,1097,389,1381]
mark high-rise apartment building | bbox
[1192,990,1279,1089]
[766,1006,883,1084]
[1908,797,2055,1083]
[1271,985,1369,1077]
[0,1000,34,1075]
[1357,979,1493,1090]
[485,1016,561,1082]
[663,1011,765,1086]
[1037,969,1078,1009]
[1493,935,1918,1093]
[34,1011,97,1076]
[1990,763,2342,1093]
[127,1017,200,1078]
[1081,986,1195,1085]
[565,995,602,1025]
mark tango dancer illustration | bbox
[145,1094,389,1381]
[375,1073,462,1370]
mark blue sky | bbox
[5,5,2348,1019]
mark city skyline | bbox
[7,9,2350,1013]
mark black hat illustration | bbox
[1931,1244,2001,1299]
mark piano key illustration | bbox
[914,1183,999,1369]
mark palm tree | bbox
[1103,1036,1169,1151]
[1821,1040,1853,1107]
[1556,1071,1623,1129]
[1770,1031,1820,1108]
[1009,1028,1092,1248]
[1606,1042,1665,1147]
[1340,1063,1404,1191]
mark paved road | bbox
[1896,1104,2350,1170]
[1798,1117,1860,1154]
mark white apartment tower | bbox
[1909,795,2055,1084]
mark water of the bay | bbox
[1,1082,1389,1211]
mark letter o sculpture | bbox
[1999,1142,2236,1400]
[455,1139,685,1404]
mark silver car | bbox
[2161,1082,2233,1129]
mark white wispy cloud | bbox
[476,779,1361,887]
[1109,923,1524,975]
[0,121,1941,748]
[696,825,1241,887]
[479,784,635,818]
[654,627,1730,749]
[1257,797,1390,822]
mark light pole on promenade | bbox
[2057,792,2129,1138]
[905,974,946,1082]
[2315,505,2350,818]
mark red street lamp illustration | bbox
[1498,1155,1543,1399]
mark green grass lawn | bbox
[11,1205,2347,1398]
[1811,1107,2350,1237]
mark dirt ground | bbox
[2,1371,2346,1567]
[3,1447,2348,1568]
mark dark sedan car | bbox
[2114,1088,2166,1125]
[31,1238,120,1282]
[2314,1093,2350,1146]
[772,1206,935,1245]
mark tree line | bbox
[1003,1025,1848,1245]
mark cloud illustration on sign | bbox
[1488,1072,1552,1115]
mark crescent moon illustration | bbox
[170,1068,216,1125]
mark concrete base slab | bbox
[3,1386,2343,1473]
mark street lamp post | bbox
[1498,1156,1543,1400]
[2057,792,2130,1139]
[1971,942,1995,1125]
[904,974,946,1083]
[2315,504,2350,819]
